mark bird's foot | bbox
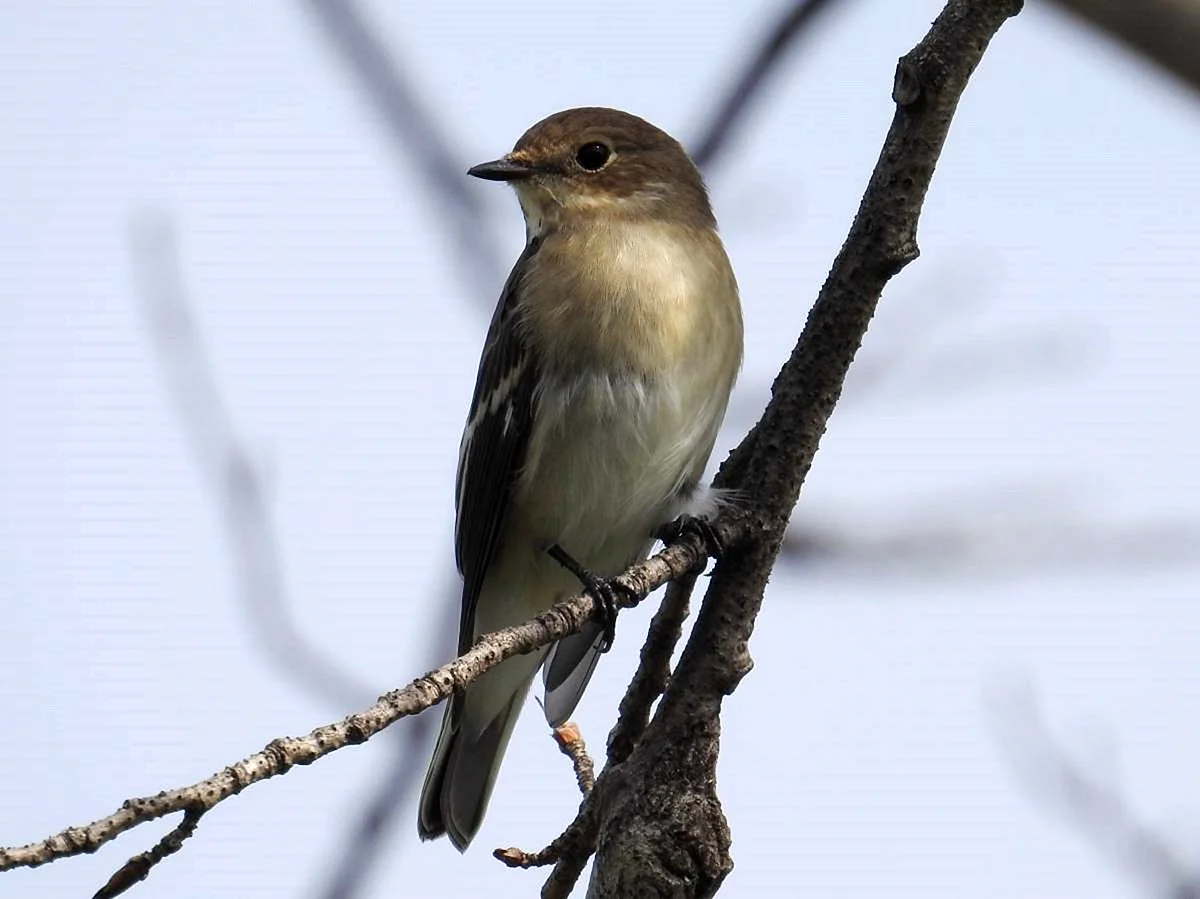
[547,544,632,652]
[659,514,725,560]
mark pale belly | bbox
[508,367,721,579]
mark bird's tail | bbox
[418,650,545,850]
[541,620,606,727]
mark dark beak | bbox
[467,157,538,182]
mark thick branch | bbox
[584,2,1024,897]
[0,529,727,874]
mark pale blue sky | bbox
[2,2,1199,897]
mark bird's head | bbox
[468,107,714,235]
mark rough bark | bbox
[584,2,1025,895]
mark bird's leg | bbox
[546,544,631,652]
[659,514,725,560]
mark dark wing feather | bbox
[454,237,541,654]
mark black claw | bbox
[660,515,725,560]
[547,544,630,652]
[592,581,620,653]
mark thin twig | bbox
[691,0,845,170]
[541,842,595,899]
[777,480,1200,578]
[493,567,700,893]
[93,806,205,899]
[314,579,456,899]
[492,801,599,886]
[130,213,373,710]
[607,571,697,766]
[552,723,596,797]
[0,525,728,875]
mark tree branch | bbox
[553,723,597,798]
[606,571,697,767]
[313,581,455,899]
[493,567,700,894]
[92,806,205,899]
[0,528,725,877]
[583,1,1024,896]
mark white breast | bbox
[514,366,724,573]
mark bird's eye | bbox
[575,142,611,171]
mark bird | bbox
[418,107,743,850]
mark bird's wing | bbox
[454,238,542,654]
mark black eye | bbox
[575,142,611,171]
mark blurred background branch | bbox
[300,0,506,303]
[780,478,1200,579]
[130,210,449,899]
[690,0,844,170]
[1044,0,1200,93]
[130,212,373,710]
[314,586,454,899]
[993,683,1200,899]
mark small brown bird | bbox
[419,107,743,850]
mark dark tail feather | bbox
[541,621,606,727]
[418,653,541,849]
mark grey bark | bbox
[584,1,1026,896]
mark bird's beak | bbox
[467,156,538,182]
